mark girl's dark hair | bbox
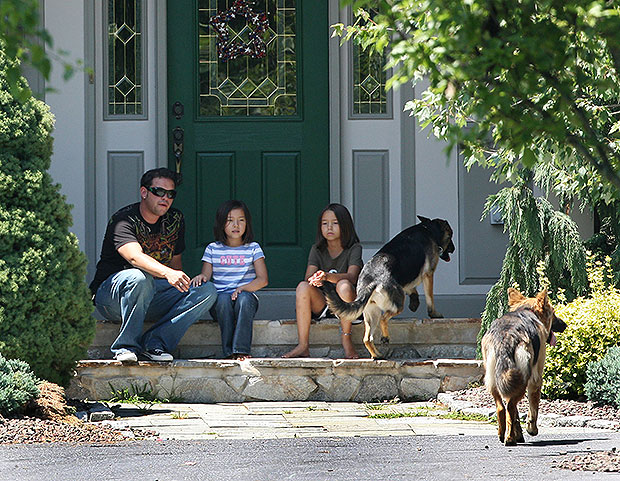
[213,200,254,244]
[315,203,360,251]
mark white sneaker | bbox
[114,350,138,363]
[143,349,173,362]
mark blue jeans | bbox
[95,269,217,356]
[210,291,258,357]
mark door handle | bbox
[172,126,184,173]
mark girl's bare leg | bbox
[282,282,325,358]
[337,280,359,359]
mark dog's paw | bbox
[428,309,443,319]
[504,437,517,446]
[380,336,390,344]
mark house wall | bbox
[44,0,89,252]
[38,1,593,318]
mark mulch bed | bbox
[0,416,131,444]
[0,381,154,445]
[450,385,620,424]
[450,386,620,472]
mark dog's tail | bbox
[491,345,531,400]
[320,280,374,322]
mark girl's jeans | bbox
[210,291,259,357]
[95,268,217,356]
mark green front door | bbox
[167,0,329,287]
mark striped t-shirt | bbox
[201,241,265,293]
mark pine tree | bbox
[0,43,95,385]
[477,181,589,355]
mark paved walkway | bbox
[101,401,610,441]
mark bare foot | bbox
[282,345,310,358]
[234,354,251,361]
[342,336,359,359]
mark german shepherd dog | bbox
[320,216,455,359]
[482,288,567,445]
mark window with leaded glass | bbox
[351,9,390,118]
[198,0,298,117]
[105,0,146,119]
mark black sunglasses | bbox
[146,186,177,199]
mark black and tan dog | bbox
[482,288,567,446]
[320,216,455,359]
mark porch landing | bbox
[69,317,484,403]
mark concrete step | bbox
[68,358,484,403]
[88,317,481,360]
[241,289,486,320]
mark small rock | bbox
[88,403,115,422]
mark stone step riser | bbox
[89,318,481,360]
[68,359,485,403]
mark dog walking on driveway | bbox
[317,216,455,359]
[482,288,567,446]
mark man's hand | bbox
[166,269,190,292]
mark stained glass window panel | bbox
[352,10,387,116]
[107,0,144,117]
[199,0,297,117]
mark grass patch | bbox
[171,411,189,419]
[107,382,170,411]
[436,411,491,422]
[367,405,492,423]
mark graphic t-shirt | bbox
[89,203,185,294]
[201,241,265,293]
[307,242,364,275]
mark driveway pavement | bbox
[101,401,612,441]
[3,402,620,480]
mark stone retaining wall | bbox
[68,358,484,403]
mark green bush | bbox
[0,42,95,385]
[543,257,620,400]
[0,353,41,417]
[584,346,620,407]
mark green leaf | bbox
[522,148,537,168]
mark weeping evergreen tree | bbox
[0,43,95,385]
[476,179,589,355]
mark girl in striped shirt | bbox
[191,200,268,360]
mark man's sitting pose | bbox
[90,167,217,362]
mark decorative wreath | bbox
[210,0,269,62]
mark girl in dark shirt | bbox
[283,203,363,359]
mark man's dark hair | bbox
[140,167,182,189]
[213,199,254,244]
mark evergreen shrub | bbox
[543,257,620,400]
[584,346,620,408]
[0,43,95,385]
[477,183,588,354]
[0,353,41,417]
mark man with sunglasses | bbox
[89,167,217,362]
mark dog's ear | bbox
[535,289,550,310]
[507,287,525,306]
[417,215,431,224]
